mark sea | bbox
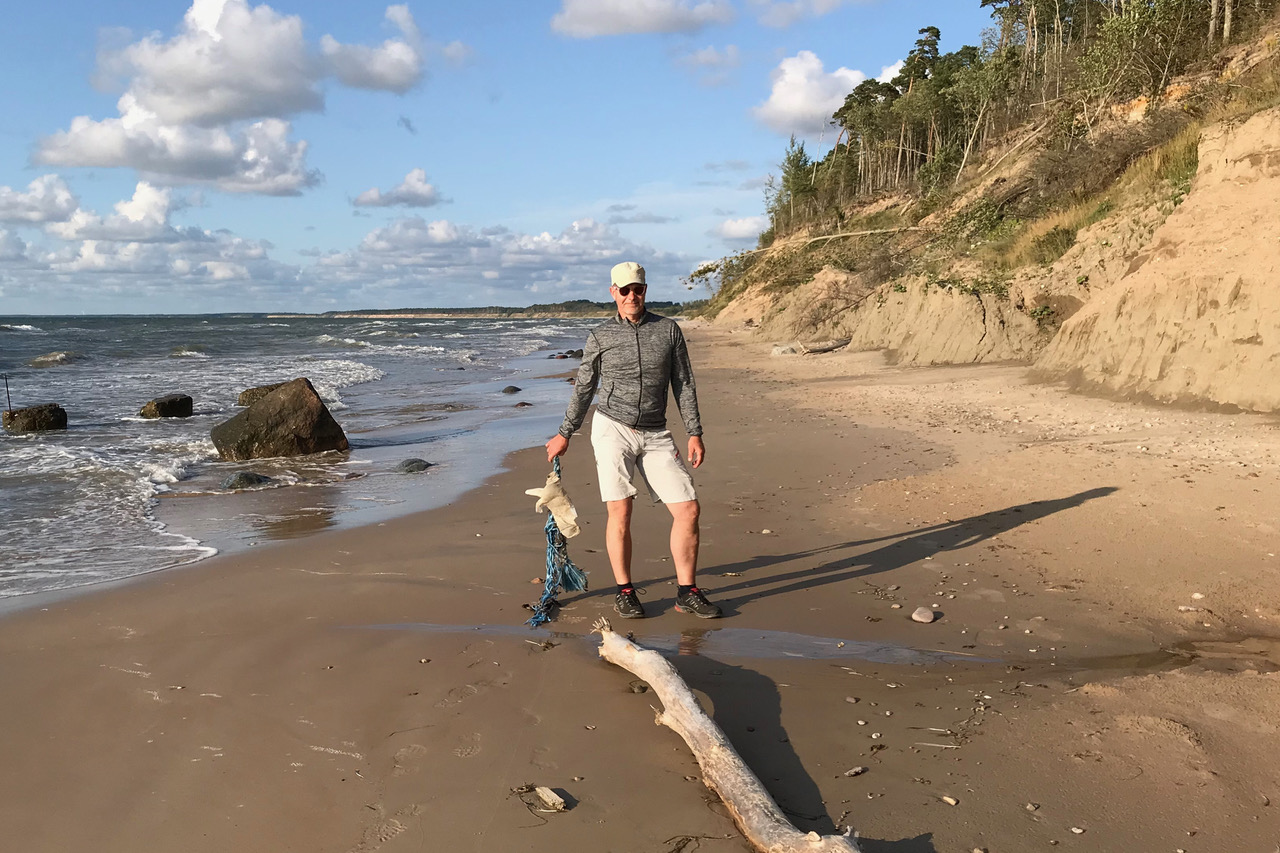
[0,315,599,603]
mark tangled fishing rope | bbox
[526,457,587,627]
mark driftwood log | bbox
[593,618,860,853]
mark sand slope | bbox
[1034,107,1280,409]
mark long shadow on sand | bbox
[673,646,939,853]
[707,487,1118,609]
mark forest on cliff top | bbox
[692,0,1280,319]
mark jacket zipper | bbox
[632,321,642,427]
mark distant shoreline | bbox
[266,311,618,319]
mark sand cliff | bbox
[1034,106,1280,410]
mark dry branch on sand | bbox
[592,618,861,853]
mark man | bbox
[546,261,721,619]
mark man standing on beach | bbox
[546,261,721,620]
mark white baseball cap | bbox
[610,262,646,288]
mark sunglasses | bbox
[615,284,647,296]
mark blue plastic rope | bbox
[526,457,588,627]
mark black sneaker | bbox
[614,588,646,619]
[675,587,722,619]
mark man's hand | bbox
[546,433,570,462]
[687,435,705,469]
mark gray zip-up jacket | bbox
[559,311,702,438]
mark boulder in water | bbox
[514,401,534,408]
[501,385,522,394]
[28,351,82,368]
[221,472,273,490]
[237,382,288,407]
[210,378,348,461]
[395,458,434,474]
[139,394,193,419]
[2,403,68,434]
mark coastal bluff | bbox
[1034,106,1280,410]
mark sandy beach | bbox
[3,324,1279,853]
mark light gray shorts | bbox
[590,412,698,504]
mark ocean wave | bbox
[170,347,209,359]
[1,323,42,332]
[316,334,370,348]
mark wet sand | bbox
[2,325,1278,852]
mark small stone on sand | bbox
[912,607,937,623]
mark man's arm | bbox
[548,331,601,460]
[669,323,702,438]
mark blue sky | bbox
[0,0,992,314]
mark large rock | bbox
[139,394,193,419]
[237,382,288,407]
[210,378,348,461]
[28,351,82,368]
[3,404,68,433]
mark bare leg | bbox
[667,500,700,586]
[605,498,635,585]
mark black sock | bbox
[618,583,635,594]
[678,584,697,596]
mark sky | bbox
[0,0,993,314]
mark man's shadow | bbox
[708,487,1118,609]
[673,643,939,853]
[562,487,1116,611]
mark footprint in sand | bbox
[530,745,557,770]
[452,732,481,758]
[434,674,511,708]
[391,744,428,777]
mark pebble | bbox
[941,795,959,806]
[844,766,868,777]
[887,585,900,591]
[1070,827,1085,834]
[912,607,937,623]
[1191,592,1205,600]
[1025,802,1039,811]
[891,604,903,610]
[845,697,860,704]
[761,529,773,534]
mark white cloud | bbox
[676,45,740,69]
[753,50,866,136]
[100,0,320,127]
[47,182,189,242]
[877,59,905,83]
[750,0,858,28]
[0,176,79,224]
[353,169,444,208]
[440,40,473,66]
[552,0,733,37]
[321,5,424,93]
[0,230,30,261]
[48,228,281,281]
[673,44,740,85]
[314,216,685,298]
[37,104,319,195]
[35,1,426,194]
[712,215,768,242]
